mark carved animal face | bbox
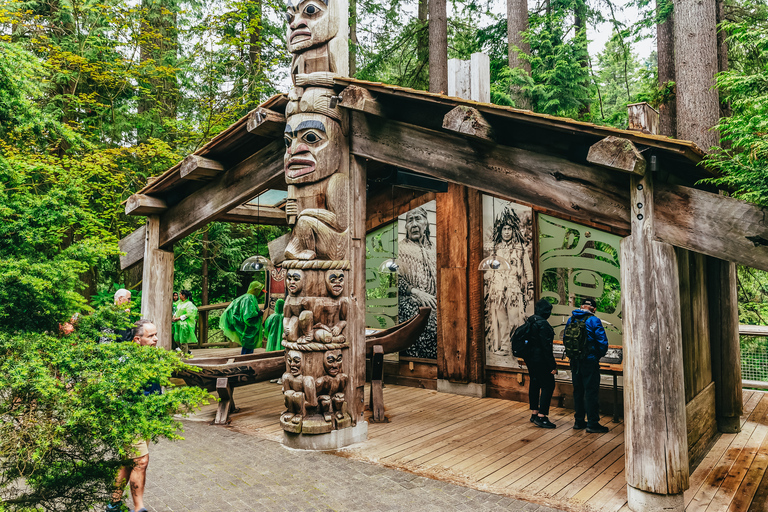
[325,270,344,297]
[284,113,342,184]
[286,269,305,296]
[287,350,303,376]
[323,350,342,376]
[286,0,338,54]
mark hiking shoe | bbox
[533,417,556,429]
[587,424,610,434]
[105,503,123,512]
[573,420,588,430]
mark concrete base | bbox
[437,379,486,398]
[717,415,741,433]
[627,485,684,512]
[282,421,368,451]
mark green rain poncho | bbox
[173,299,199,346]
[219,281,265,350]
[264,299,285,352]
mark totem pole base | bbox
[282,421,368,451]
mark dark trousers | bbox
[527,362,556,416]
[571,358,601,426]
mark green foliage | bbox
[704,17,768,204]
[0,310,210,512]
[592,31,643,127]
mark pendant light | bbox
[478,197,512,271]
[240,192,275,272]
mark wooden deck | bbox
[186,370,768,511]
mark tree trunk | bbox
[657,0,677,137]
[349,0,358,75]
[507,0,531,109]
[674,0,719,150]
[428,0,447,94]
[715,0,730,119]
[574,4,590,119]
[248,0,263,102]
[417,0,428,70]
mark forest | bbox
[1,0,768,508]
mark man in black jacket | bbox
[523,299,558,429]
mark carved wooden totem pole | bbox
[279,0,361,443]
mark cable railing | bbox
[740,324,768,390]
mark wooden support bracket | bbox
[214,377,239,425]
[180,155,226,181]
[369,345,387,423]
[338,85,385,117]
[586,136,646,175]
[246,108,286,138]
[442,105,495,142]
[125,194,167,216]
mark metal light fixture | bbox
[478,197,512,271]
[240,192,274,272]
[378,185,399,274]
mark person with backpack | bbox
[514,299,558,429]
[563,298,609,433]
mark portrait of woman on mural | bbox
[483,200,534,368]
[397,204,438,360]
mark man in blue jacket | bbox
[566,298,609,433]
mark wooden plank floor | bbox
[187,380,768,512]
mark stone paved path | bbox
[130,420,568,512]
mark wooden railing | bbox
[196,302,234,348]
[739,324,768,390]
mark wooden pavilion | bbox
[119,77,768,510]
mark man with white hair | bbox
[114,288,131,306]
[99,289,134,343]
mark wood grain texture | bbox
[125,194,168,216]
[119,225,146,270]
[349,156,367,422]
[140,216,175,351]
[216,205,287,226]
[158,139,285,249]
[180,155,225,181]
[621,170,689,495]
[365,186,434,233]
[442,105,495,142]
[586,136,646,175]
[246,108,286,138]
[686,382,718,467]
[707,256,744,432]
[467,188,484,383]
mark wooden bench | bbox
[552,340,624,423]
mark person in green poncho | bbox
[220,281,266,354]
[265,298,285,352]
[172,290,198,353]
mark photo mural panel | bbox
[397,200,437,359]
[483,196,535,369]
[365,222,398,330]
[538,214,623,347]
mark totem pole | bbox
[279,0,361,441]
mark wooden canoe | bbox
[176,307,431,390]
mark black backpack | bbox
[563,313,592,361]
[511,318,535,358]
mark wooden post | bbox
[349,156,367,424]
[200,229,209,347]
[707,257,743,432]
[621,169,689,511]
[369,345,385,422]
[140,215,175,351]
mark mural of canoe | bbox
[177,307,431,391]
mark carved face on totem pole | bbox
[325,270,345,297]
[323,349,343,376]
[286,269,305,296]
[286,0,339,54]
[284,113,342,185]
[287,350,303,376]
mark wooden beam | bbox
[442,106,495,142]
[119,225,146,270]
[180,155,225,181]
[339,85,385,117]
[351,112,768,271]
[586,136,646,175]
[158,139,285,249]
[125,194,167,216]
[654,185,768,272]
[246,108,286,138]
[350,111,632,234]
[217,205,287,226]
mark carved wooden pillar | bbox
[621,170,689,511]
[279,0,365,448]
[140,215,174,350]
